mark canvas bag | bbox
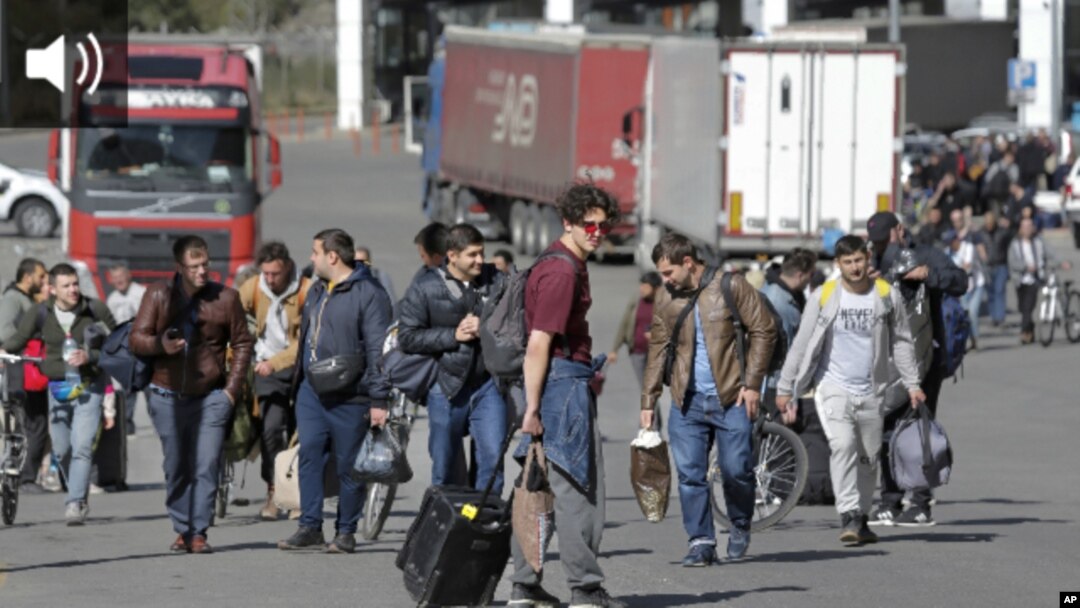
[512,442,555,573]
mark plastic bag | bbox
[352,422,413,484]
[512,442,555,573]
[630,429,671,523]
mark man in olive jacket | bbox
[2,263,116,525]
[641,233,777,567]
[130,235,254,554]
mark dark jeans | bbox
[19,390,48,485]
[668,392,755,544]
[147,387,233,539]
[880,367,942,511]
[426,378,508,495]
[989,265,1009,324]
[295,380,369,534]
[257,393,294,485]
[1017,283,1039,334]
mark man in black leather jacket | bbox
[398,223,509,494]
[866,212,968,528]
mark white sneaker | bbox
[89,484,105,495]
[65,501,89,526]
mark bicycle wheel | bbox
[1037,291,1056,347]
[2,475,18,525]
[711,421,808,532]
[215,461,233,519]
[361,482,397,541]
[1066,290,1080,344]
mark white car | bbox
[0,161,69,238]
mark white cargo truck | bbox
[634,39,906,266]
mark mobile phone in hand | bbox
[165,328,181,340]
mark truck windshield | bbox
[76,126,251,192]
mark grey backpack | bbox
[479,250,576,378]
[889,406,953,491]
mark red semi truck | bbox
[424,27,649,256]
[50,43,281,295]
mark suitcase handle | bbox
[462,425,517,521]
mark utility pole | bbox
[888,0,901,43]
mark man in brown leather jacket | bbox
[130,235,254,554]
[641,233,776,567]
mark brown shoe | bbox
[189,535,213,554]
[170,535,190,554]
[260,487,281,521]
[1021,331,1034,345]
[288,509,301,520]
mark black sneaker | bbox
[570,587,626,608]
[727,525,751,560]
[326,533,356,554]
[508,584,561,607]
[857,514,878,544]
[895,507,936,527]
[277,526,326,550]
[680,543,718,567]
[839,510,861,544]
[868,505,900,527]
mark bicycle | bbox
[216,452,237,519]
[1,352,43,526]
[1036,271,1080,347]
[360,390,419,541]
[710,409,809,532]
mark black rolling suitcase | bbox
[396,431,513,607]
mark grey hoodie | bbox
[777,278,921,400]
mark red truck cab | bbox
[50,43,281,295]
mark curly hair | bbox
[555,183,621,226]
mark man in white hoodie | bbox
[240,242,311,520]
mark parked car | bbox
[0,161,68,238]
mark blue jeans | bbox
[668,393,755,545]
[426,378,508,495]
[48,383,104,506]
[962,284,985,339]
[989,265,1009,324]
[147,386,233,538]
[295,380,369,534]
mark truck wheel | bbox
[538,205,561,250]
[1073,222,1080,249]
[14,197,58,238]
[524,205,543,256]
[510,201,527,252]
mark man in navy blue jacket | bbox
[278,228,392,554]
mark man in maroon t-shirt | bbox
[508,184,626,608]
[608,271,662,387]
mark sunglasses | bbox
[581,221,613,236]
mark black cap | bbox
[867,212,900,242]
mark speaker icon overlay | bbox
[25,34,104,95]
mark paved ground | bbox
[1,134,1079,607]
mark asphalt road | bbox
[0,134,1078,607]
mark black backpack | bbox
[720,273,786,382]
[479,250,577,378]
[99,320,153,392]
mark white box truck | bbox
[634,39,905,265]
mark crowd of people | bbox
[903,130,1074,345]
[0,176,1070,607]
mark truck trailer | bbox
[423,27,649,256]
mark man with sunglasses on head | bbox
[508,185,625,608]
[130,235,254,554]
